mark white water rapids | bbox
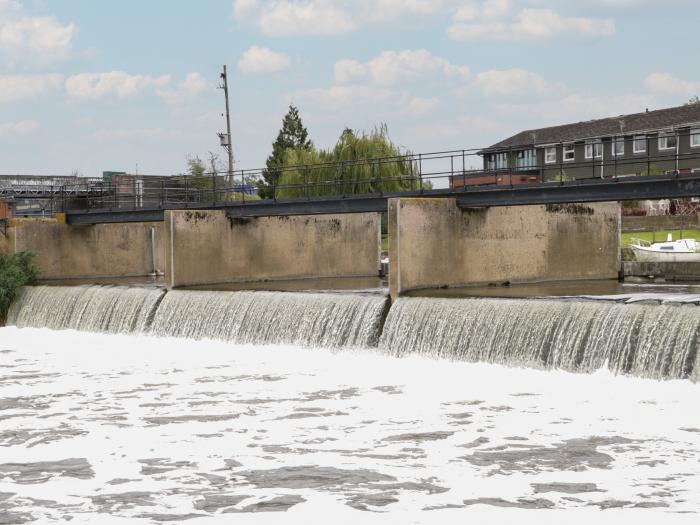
[1,327,699,523]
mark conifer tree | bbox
[258,105,312,198]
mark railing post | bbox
[418,153,423,193]
[272,170,277,202]
[304,165,310,200]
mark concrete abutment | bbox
[388,198,621,300]
[164,210,382,288]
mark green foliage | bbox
[259,105,312,198]
[686,95,700,106]
[641,164,665,177]
[276,125,420,198]
[186,155,206,177]
[0,252,39,322]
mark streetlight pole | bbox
[218,65,234,186]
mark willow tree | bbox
[276,125,420,198]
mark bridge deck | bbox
[64,173,700,224]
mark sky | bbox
[1,0,700,176]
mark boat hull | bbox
[631,246,700,262]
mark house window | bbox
[516,149,536,169]
[585,141,602,159]
[659,131,677,151]
[611,139,624,157]
[563,144,575,162]
[487,152,508,169]
[544,147,556,164]
[691,128,700,148]
[633,135,647,154]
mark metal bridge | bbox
[4,148,700,224]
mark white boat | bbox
[630,234,700,262]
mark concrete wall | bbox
[4,217,164,279]
[624,261,700,281]
[165,210,381,288]
[389,198,620,299]
[622,214,699,232]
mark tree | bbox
[186,154,206,177]
[275,125,421,198]
[259,105,312,198]
[687,96,700,106]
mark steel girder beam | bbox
[455,174,700,208]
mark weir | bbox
[149,290,389,348]
[7,285,165,334]
[6,285,700,382]
[380,297,700,381]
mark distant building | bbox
[476,104,700,183]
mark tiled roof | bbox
[483,103,700,152]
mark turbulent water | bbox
[1,328,699,522]
[380,297,700,381]
[7,285,165,334]
[149,290,389,349]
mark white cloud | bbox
[447,3,615,41]
[232,0,259,18]
[334,49,469,86]
[495,94,654,122]
[238,46,291,74]
[645,72,700,95]
[0,73,63,103]
[156,72,211,105]
[87,127,182,142]
[65,71,171,100]
[293,84,439,117]
[233,0,446,36]
[0,119,39,136]
[0,0,75,66]
[256,1,355,37]
[468,68,563,97]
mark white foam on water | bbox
[1,327,699,522]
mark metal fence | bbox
[3,145,700,214]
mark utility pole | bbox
[218,65,234,186]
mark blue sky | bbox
[1,0,699,176]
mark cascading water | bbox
[7,285,165,334]
[379,297,700,381]
[7,286,700,381]
[148,290,390,349]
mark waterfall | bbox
[149,290,389,349]
[379,297,700,380]
[7,286,700,380]
[7,285,165,334]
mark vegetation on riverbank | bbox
[0,252,39,324]
[621,229,700,246]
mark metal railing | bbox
[4,143,700,214]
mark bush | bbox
[0,252,39,322]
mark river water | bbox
[1,326,699,523]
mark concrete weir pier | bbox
[0,216,164,280]
[164,210,381,288]
[388,198,621,299]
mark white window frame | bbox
[633,135,647,154]
[495,152,508,170]
[691,128,700,148]
[584,141,602,159]
[544,146,557,164]
[563,144,575,162]
[516,149,536,170]
[659,131,677,151]
[611,138,625,157]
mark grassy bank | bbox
[621,229,700,246]
[0,252,39,324]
